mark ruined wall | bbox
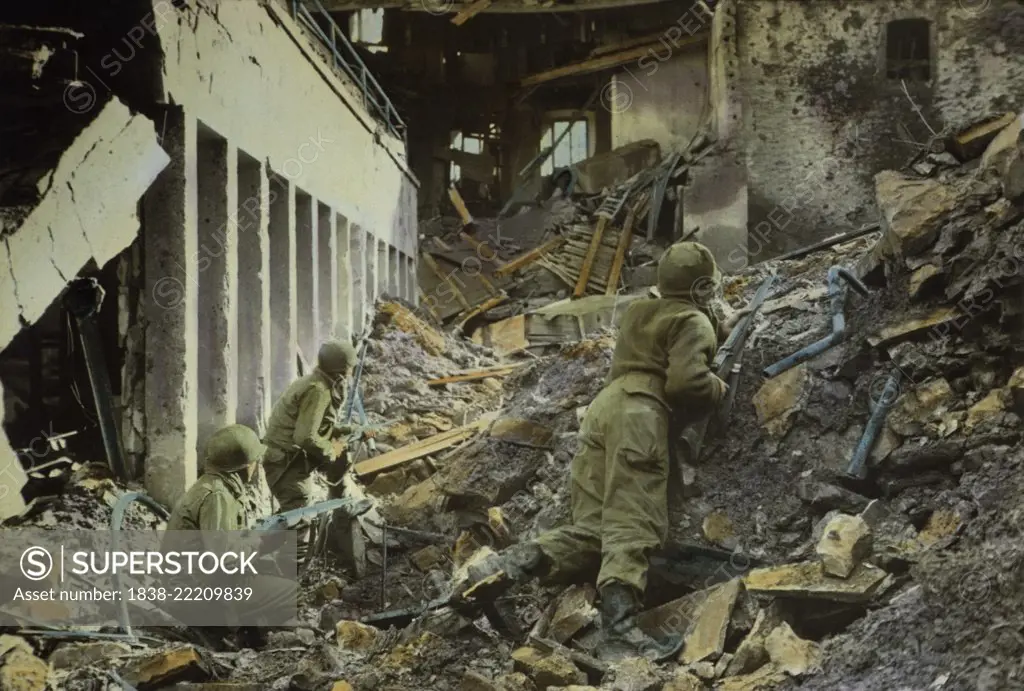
[739,0,1024,260]
[611,49,709,151]
[155,0,417,257]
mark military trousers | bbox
[535,377,670,593]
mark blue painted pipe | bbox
[111,491,170,638]
[762,266,869,378]
[847,373,901,479]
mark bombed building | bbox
[1,0,1024,689]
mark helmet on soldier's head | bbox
[317,340,357,377]
[205,424,267,472]
[657,241,722,303]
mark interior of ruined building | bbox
[2,0,1024,688]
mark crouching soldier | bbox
[165,424,297,632]
[464,242,740,662]
[262,340,372,550]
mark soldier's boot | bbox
[593,581,683,663]
[460,542,550,601]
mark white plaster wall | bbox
[738,0,1024,258]
[154,0,417,257]
[611,50,709,151]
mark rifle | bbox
[253,497,372,532]
[679,273,777,463]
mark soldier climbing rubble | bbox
[262,340,375,553]
[460,241,751,663]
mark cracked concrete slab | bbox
[4,96,169,349]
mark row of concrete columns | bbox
[142,107,416,508]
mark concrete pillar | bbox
[236,152,272,433]
[269,175,297,402]
[336,214,352,341]
[351,225,365,334]
[296,192,318,362]
[143,106,198,508]
[376,240,389,298]
[365,230,377,309]
[388,246,400,298]
[195,126,238,461]
[401,255,413,307]
[318,202,336,344]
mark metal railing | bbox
[290,0,407,145]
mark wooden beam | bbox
[460,231,505,267]
[574,217,608,298]
[418,288,441,320]
[354,413,499,478]
[452,0,492,24]
[427,364,523,386]
[606,194,645,295]
[588,30,678,58]
[421,252,472,310]
[456,293,508,330]
[448,185,474,226]
[494,236,566,277]
[520,33,707,87]
[321,0,672,13]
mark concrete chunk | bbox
[663,670,703,691]
[723,606,780,678]
[743,562,888,603]
[681,579,741,664]
[608,657,662,691]
[511,646,587,687]
[715,665,788,691]
[764,622,820,677]
[981,112,1024,201]
[548,584,598,644]
[867,306,959,348]
[122,646,211,689]
[48,641,132,670]
[0,647,49,691]
[875,171,959,258]
[888,378,956,436]
[753,364,810,439]
[815,514,873,578]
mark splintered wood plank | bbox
[354,413,498,477]
[574,217,608,298]
[427,364,523,386]
[452,0,492,25]
[455,293,508,330]
[421,252,471,310]
[448,185,474,225]
[494,236,566,277]
[460,231,505,267]
[606,202,640,295]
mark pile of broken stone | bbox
[6,114,1024,691]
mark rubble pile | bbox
[7,115,1024,690]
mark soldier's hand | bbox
[723,306,753,334]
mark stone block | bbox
[867,306,959,349]
[510,646,586,688]
[875,171,959,259]
[548,584,598,644]
[966,388,1012,432]
[662,670,703,691]
[796,478,870,514]
[607,657,661,691]
[460,670,501,691]
[723,606,781,678]
[0,647,49,691]
[122,646,211,689]
[980,112,1024,201]
[715,665,787,691]
[764,622,820,677]
[743,561,888,603]
[681,579,741,664]
[908,264,943,301]
[410,544,446,572]
[888,378,956,437]
[702,509,738,550]
[815,514,873,578]
[753,364,810,439]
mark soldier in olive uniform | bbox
[165,424,296,628]
[466,242,745,662]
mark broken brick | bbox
[511,646,587,687]
[122,646,211,690]
[815,514,873,578]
